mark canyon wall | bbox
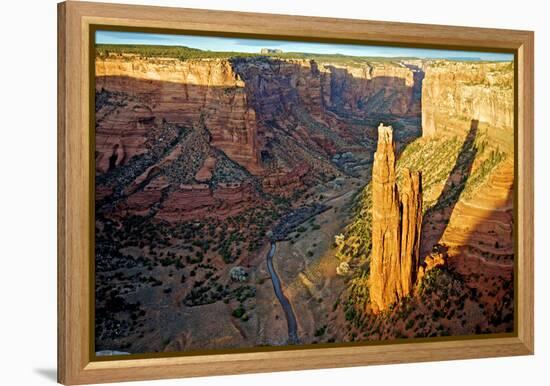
[96,54,421,194]
[321,62,417,116]
[231,57,418,122]
[422,61,514,147]
[230,58,326,122]
[95,56,261,174]
[370,124,422,313]
[155,182,258,222]
[96,55,419,178]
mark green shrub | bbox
[232,306,245,318]
[314,325,327,337]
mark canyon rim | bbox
[93,31,515,356]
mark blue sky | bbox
[96,30,513,61]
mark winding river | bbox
[264,187,357,345]
[266,242,299,344]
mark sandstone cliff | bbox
[95,54,423,207]
[231,57,418,120]
[96,56,261,174]
[320,62,417,116]
[399,169,423,296]
[421,61,513,148]
[156,182,258,222]
[95,55,419,183]
[370,124,422,313]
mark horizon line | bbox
[95,31,514,62]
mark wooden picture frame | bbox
[58,1,534,384]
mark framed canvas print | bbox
[58,1,534,384]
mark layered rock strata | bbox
[421,60,513,148]
[155,182,257,222]
[231,57,418,122]
[320,62,417,116]
[95,55,420,176]
[369,124,422,313]
[95,57,261,174]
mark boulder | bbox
[230,266,248,282]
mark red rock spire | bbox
[369,123,422,313]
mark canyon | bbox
[94,53,425,225]
[94,45,515,354]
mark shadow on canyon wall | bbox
[453,162,514,332]
[420,119,479,257]
[228,56,423,178]
[95,57,425,196]
[403,63,425,115]
[324,65,417,116]
[229,56,421,120]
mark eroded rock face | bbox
[155,182,257,222]
[370,124,402,312]
[416,248,447,288]
[422,61,513,148]
[231,57,418,123]
[96,57,261,174]
[262,163,310,195]
[399,169,423,297]
[195,155,217,182]
[96,55,420,177]
[370,124,422,313]
[95,55,423,222]
[322,63,416,116]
